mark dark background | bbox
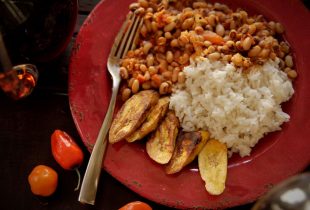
[0,0,308,210]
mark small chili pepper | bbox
[119,201,152,210]
[28,165,58,197]
[51,129,84,190]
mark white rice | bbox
[169,57,294,157]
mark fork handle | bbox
[78,79,120,205]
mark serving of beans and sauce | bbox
[119,0,296,101]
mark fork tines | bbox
[110,12,143,59]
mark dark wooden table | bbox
[0,1,308,210]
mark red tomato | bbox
[51,129,84,170]
[28,165,58,196]
[119,201,152,210]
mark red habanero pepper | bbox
[51,129,84,190]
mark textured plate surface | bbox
[69,0,310,208]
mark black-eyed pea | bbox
[166,51,174,63]
[284,67,291,73]
[248,24,256,35]
[204,40,212,47]
[179,34,190,45]
[194,26,204,34]
[146,54,154,67]
[285,55,293,68]
[268,51,276,59]
[207,45,215,53]
[140,24,148,37]
[193,1,208,8]
[208,52,221,61]
[207,14,216,27]
[148,66,158,75]
[140,64,148,72]
[248,45,261,57]
[122,88,131,101]
[170,39,179,47]
[254,22,264,30]
[226,40,235,48]
[275,22,284,34]
[242,37,252,51]
[215,24,225,37]
[223,54,232,62]
[231,53,243,66]
[120,67,129,79]
[177,72,186,83]
[131,79,140,93]
[151,21,158,32]
[159,82,170,95]
[144,71,151,81]
[171,61,179,67]
[128,77,135,88]
[138,0,148,8]
[157,37,167,46]
[168,65,174,72]
[142,81,151,89]
[164,21,176,32]
[162,71,172,80]
[280,42,290,54]
[172,68,180,83]
[287,70,297,79]
[134,7,145,15]
[178,53,189,65]
[182,18,194,30]
[142,41,153,55]
[129,2,139,11]
[258,48,270,58]
[164,32,172,39]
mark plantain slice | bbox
[109,90,159,144]
[198,139,227,195]
[165,131,209,174]
[146,111,179,164]
[126,97,170,142]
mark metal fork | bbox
[78,12,143,205]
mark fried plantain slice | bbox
[109,90,159,144]
[126,97,170,142]
[146,111,179,164]
[198,139,227,195]
[165,131,209,174]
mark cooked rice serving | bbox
[169,57,294,157]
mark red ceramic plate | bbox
[69,0,310,209]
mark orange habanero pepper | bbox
[119,201,152,210]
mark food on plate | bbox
[146,111,179,164]
[28,165,58,197]
[108,0,297,195]
[170,57,294,157]
[109,90,159,143]
[198,139,227,195]
[120,0,296,99]
[165,130,209,174]
[126,96,170,142]
[119,201,152,210]
[51,129,84,190]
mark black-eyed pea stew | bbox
[119,0,297,100]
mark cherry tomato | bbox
[51,129,84,170]
[119,201,152,210]
[28,165,58,196]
